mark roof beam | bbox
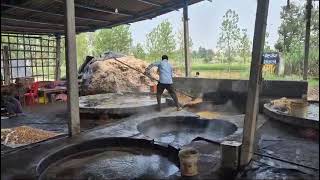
[135,0,163,7]
[1,25,64,33]
[1,17,90,29]
[53,0,133,17]
[1,3,111,24]
[107,1,188,28]
[135,0,179,11]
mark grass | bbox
[176,63,319,87]
[309,78,319,88]
[192,63,250,71]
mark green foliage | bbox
[132,43,146,60]
[217,9,241,66]
[238,29,251,63]
[93,25,132,56]
[276,2,319,76]
[192,47,214,63]
[277,3,304,53]
[175,28,193,65]
[145,20,176,60]
[76,33,89,66]
[264,32,273,52]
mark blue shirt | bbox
[146,59,173,84]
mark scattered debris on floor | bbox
[176,92,202,107]
[1,126,59,145]
[196,111,222,119]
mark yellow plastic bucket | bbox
[38,96,48,104]
[178,148,199,176]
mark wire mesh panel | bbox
[1,33,57,83]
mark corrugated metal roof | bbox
[1,0,204,35]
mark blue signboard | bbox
[263,52,279,64]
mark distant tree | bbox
[277,3,304,53]
[177,29,193,60]
[238,29,251,63]
[264,32,273,52]
[132,43,146,60]
[145,20,176,61]
[217,9,241,70]
[192,50,198,59]
[276,2,319,76]
[197,47,207,59]
[76,33,89,66]
[204,49,214,63]
[93,25,132,56]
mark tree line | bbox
[275,2,319,76]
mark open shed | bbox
[1,0,317,173]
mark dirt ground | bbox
[308,87,319,101]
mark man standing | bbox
[145,55,182,111]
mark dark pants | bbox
[157,83,180,108]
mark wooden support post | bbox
[55,35,61,81]
[240,0,269,167]
[303,0,312,80]
[183,0,191,77]
[65,0,80,136]
[3,46,11,85]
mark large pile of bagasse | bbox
[81,54,181,94]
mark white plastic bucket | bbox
[178,148,199,176]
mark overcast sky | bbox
[129,0,304,50]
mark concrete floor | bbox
[239,119,319,179]
[1,103,69,133]
[1,102,319,179]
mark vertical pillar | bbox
[3,46,10,85]
[183,0,191,77]
[65,0,80,136]
[303,0,312,80]
[240,0,269,167]
[55,35,61,81]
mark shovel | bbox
[112,58,198,107]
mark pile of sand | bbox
[1,126,59,145]
[82,55,181,94]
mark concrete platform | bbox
[3,110,317,180]
[79,93,166,115]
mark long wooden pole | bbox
[183,0,191,77]
[65,0,80,136]
[240,0,270,167]
[3,46,10,85]
[303,0,312,80]
[55,35,61,81]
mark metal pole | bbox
[3,46,11,85]
[65,0,80,136]
[240,0,270,167]
[55,35,61,81]
[183,0,191,77]
[303,0,312,80]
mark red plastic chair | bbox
[24,81,39,105]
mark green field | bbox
[176,63,319,87]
